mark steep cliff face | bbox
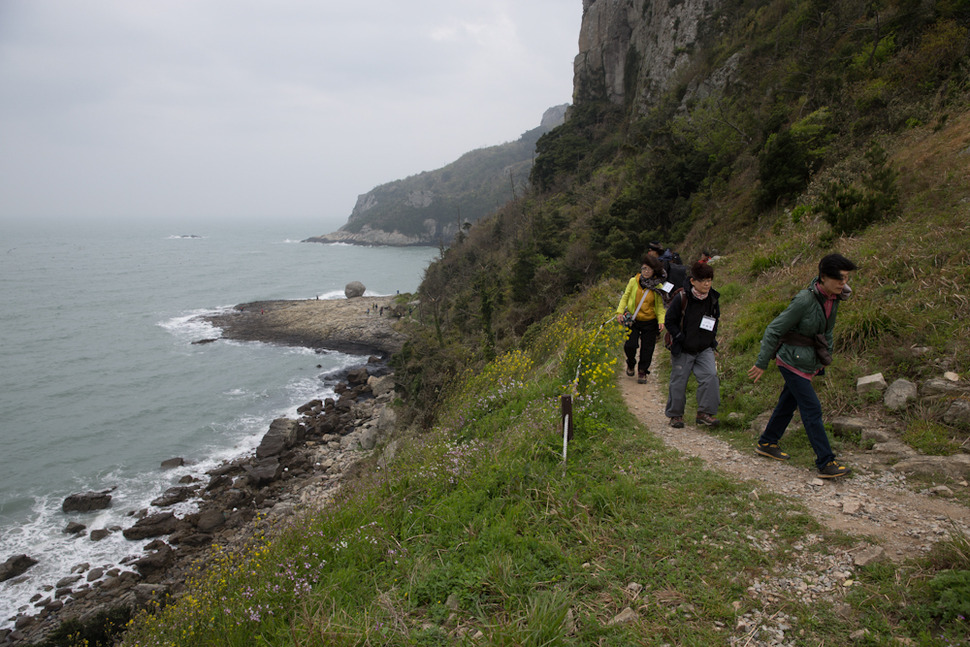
[573,0,723,111]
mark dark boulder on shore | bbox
[243,457,283,486]
[151,486,197,507]
[255,418,304,458]
[0,554,38,582]
[62,490,113,513]
[133,543,175,578]
[122,512,178,540]
[346,366,370,386]
[64,522,87,535]
[344,281,366,298]
[195,509,227,533]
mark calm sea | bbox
[0,219,437,626]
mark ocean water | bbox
[0,219,437,626]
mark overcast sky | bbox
[0,1,580,229]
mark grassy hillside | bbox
[111,284,970,646]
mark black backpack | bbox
[662,288,688,350]
[662,262,688,306]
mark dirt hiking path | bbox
[620,371,970,563]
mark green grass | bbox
[903,418,965,456]
[112,287,970,647]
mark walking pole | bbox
[561,394,573,465]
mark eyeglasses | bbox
[692,278,713,284]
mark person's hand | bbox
[616,313,624,324]
[658,322,665,332]
[748,366,764,382]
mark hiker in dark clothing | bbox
[664,262,720,429]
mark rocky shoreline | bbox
[302,229,434,247]
[203,296,409,354]
[1,297,407,646]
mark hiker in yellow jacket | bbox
[615,255,667,383]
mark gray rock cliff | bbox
[573,0,727,112]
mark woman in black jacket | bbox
[664,262,720,429]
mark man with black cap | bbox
[748,253,857,479]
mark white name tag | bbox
[700,315,716,331]
[661,281,674,293]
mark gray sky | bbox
[0,1,580,229]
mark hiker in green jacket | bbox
[748,253,857,479]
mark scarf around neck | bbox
[640,275,664,292]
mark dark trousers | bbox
[758,366,835,469]
[624,319,659,375]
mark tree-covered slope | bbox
[395,0,969,423]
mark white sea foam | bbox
[0,492,148,624]
[158,307,230,341]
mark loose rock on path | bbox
[620,366,970,644]
[620,370,970,562]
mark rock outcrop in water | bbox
[204,295,408,354]
[61,491,113,514]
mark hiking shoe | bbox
[695,412,719,427]
[818,461,852,479]
[669,416,685,428]
[626,365,635,377]
[755,443,790,461]
[637,372,647,384]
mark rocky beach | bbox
[1,295,409,645]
